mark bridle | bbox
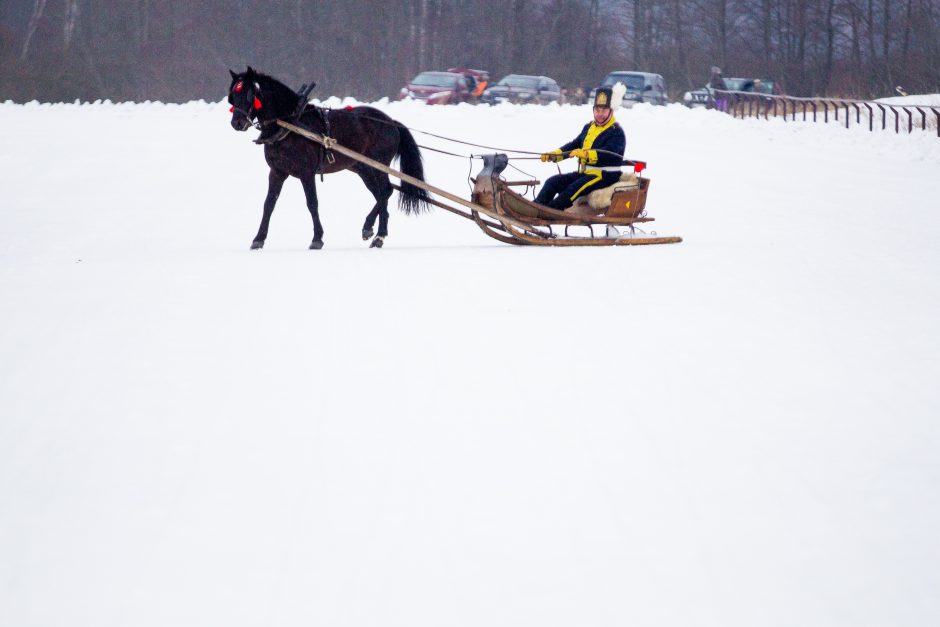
[229,79,263,125]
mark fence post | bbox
[877,104,886,130]
[844,103,850,129]
[812,101,817,122]
[824,101,829,124]
[853,103,860,126]
[864,103,873,132]
[916,107,926,132]
[894,107,899,133]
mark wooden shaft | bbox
[276,120,535,231]
[389,183,473,221]
[388,183,512,235]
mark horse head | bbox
[228,66,305,133]
[228,67,265,131]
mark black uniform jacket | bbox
[560,119,626,171]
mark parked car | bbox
[399,71,472,105]
[447,68,490,98]
[682,77,782,108]
[590,71,668,107]
[683,77,746,108]
[480,74,562,105]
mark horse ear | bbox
[229,69,237,80]
[247,65,255,76]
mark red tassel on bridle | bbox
[228,79,261,115]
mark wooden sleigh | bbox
[469,153,682,246]
[276,120,682,247]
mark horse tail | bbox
[395,126,431,215]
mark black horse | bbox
[228,67,430,249]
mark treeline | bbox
[1,0,938,103]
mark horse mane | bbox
[246,68,302,118]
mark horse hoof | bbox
[251,240,264,250]
[362,228,374,241]
[309,240,324,250]
[369,236,384,249]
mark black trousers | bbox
[534,171,622,210]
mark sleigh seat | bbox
[569,172,650,218]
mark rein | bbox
[332,110,628,162]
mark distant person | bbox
[572,86,586,105]
[535,86,625,211]
[747,79,772,115]
[709,66,728,110]
[709,66,728,91]
[472,73,489,99]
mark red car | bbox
[399,71,472,105]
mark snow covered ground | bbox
[877,93,940,106]
[1,97,939,627]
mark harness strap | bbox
[254,122,290,144]
[323,109,335,163]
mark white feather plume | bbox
[611,81,627,109]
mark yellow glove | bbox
[540,149,563,163]
[568,148,589,160]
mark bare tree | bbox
[64,0,80,50]
[20,0,49,61]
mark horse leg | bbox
[361,207,380,241]
[252,168,288,249]
[356,167,393,248]
[299,174,325,250]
